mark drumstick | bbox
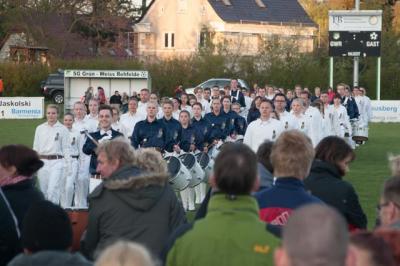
[83,130,99,147]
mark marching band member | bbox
[337,83,359,120]
[159,99,182,154]
[273,93,296,131]
[290,98,312,139]
[195,87,211,114]
[83,105,123,177]
[221,96,238,141]
[137,88,150,116]
[321,91,341,136]
[120,98,145,140]
[231,102,247,137]
[111,106,130,138]
[84,99,99,131]
[332,93,352,141]
[300,90,323,147]
[172,98,181,120]
[204,98,231,144]
[61,113,80,208]
[360,87,372,126]
[244,99,284,152]
[72,101,94,208]
[131,101,167,151]
[33,104,70,204]
[180,93,192,114]
[191,102,212,152]
[230,79,246,108]
[247,96,262,124]
[178,110,202,211]
[150,93,164,119]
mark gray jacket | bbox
[81,164,186,260]
[8,251,92,266]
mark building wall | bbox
[135,0,317,58]
[0,33,27,62]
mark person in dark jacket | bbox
[0,144,45,265]
[81,139,186,260]
[8,200,92,266]
[304,136,367,230]
[247,96,262,124]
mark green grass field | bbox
[0,120,399,228]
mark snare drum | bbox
[352,126,369,143]
[165,156,190,191]
[65,208,88,251]
[195,152,214,182]
[179,153,204,187]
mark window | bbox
[164,33,175,48]
[199,31,211,48]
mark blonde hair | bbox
[95,241,155,266]
[389,154,400,177]
[271,130,315,179]
[96,137,137,166]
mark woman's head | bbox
[315,136,355,176]
[0,145,43,178]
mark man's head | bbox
[211,143,258,195]
[291,98,304,114]
[257,140,274,173]
[294,85,302,97]
[98,105,113,130]
[146,101,158,119]
[273,93,287,113]
[211,86,220,98]
[114,90,119,96]
[211,98,221,114]
[258,87,266,98]
[192,102,203,118]
[46,104,59,125]
[300,90,311,107]
[320,91,330,105]
[259,99,274,120]
[275,204,349,266]
[204,87,211,100]
[22,200,73,253]
[336,83,346,97]
[271,130,314,179]
[230,79,238,91]
[353,87,361,97]
[140,88,150,103]
[96,138,136,178]
[73,101,86,120]
[194,87,203,99]
[379,177,400,227]
[89,99,99,115]
[128,98,138,113]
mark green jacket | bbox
[166,194,280,266]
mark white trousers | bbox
[37,159,64,204]
[74,155,90,208]
[60,158,79,208]
[195,182,207,204]
[180,187,195,211]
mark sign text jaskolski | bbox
[0,97,44,119]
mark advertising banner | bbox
[0,97,44,119]
[371,100,400,122]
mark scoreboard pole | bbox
[353,0,360,87]
[377,57,381,100]
[329,57,334,88]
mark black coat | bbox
[304,160,367,229]
[1,179,44,265]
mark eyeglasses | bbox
[274,100,286,103]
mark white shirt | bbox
[33,121,70,157]
[333,104,351,137]
[199,98,211,114]
[322,104,338,137]
[244,118,285,152]
[363,95,372,123]
[180,105,193,116]
[291,113,312,141]
[277,111,297,131]
[84,114,99,132]
[137,101,148,117]
[172,110,180,120]
[66,128,81,157]
[120,111,145,137]
[112,121,130,138]
[304,106,323,147]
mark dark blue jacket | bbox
[255,177,322,226]
[204,112,231,141]
[158,117,182,153]
[247,109,260,124]
[233,114,247,135]
[342,96,360,120]
[131,119,167,151]
[191,117,212,148]
[180,125,204,152]
[230,89,246,107]
[222,110,237,135]
[83,129,123,174]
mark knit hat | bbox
[22,200,73,252]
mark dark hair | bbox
[273,93,287,102]
[22,201,73,252]
[300,90,310,99]
[250,96,263,111]
[333,93,342,100]
[0,144,44,176]
[259,98,274,108]
[192,102,202,109]
[179,110,191,118]
[315,136,355,176]
[221,95,231,102]
[204,87,211,92]
[99,104,113,115]
[256,141,274,173]
[350,232,396,266]
[214,143,257,195]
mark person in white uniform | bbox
[180,93,193,115]
[332,94,352,141]
[120,98,145,139]
[290,98,312,139]
[60,113,80,208]
[137,88,150,116]
[33,104,70,204]
[360,87,372,126]
[72,101,94,208]
[111,106,130,138]
[84,99,99,131]
[244,99,284,152]
[273,93,297,131]
[195,87,211,114]
[300,91,323,147]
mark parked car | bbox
[185,78,249,95]
[41,70,64,104]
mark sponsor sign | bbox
[0,97,44,119]
[64,70,148,79]
[371,100,400,122]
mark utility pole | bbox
[353,0,360,88]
